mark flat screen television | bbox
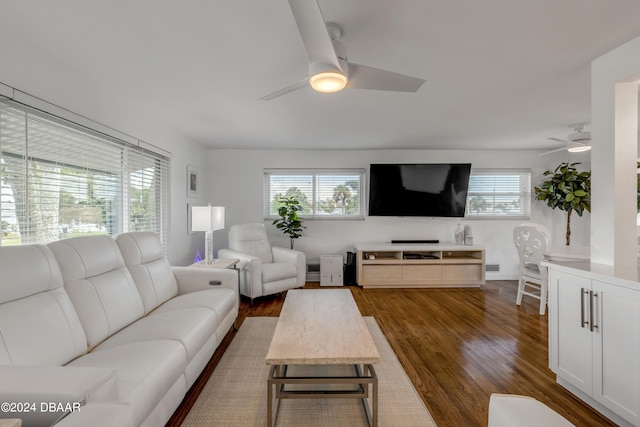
[368,163,472,217]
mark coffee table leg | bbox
[360,364,378,427]
[267,365,279,427]
[372,365,378,427]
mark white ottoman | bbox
[488,394,575,427]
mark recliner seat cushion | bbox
[153,288,237,327]
[68,340,187,426]
[93,307,216,361]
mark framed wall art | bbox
[187,165,198,198]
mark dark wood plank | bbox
[167,281,615,427]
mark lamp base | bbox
[205,230,214,264]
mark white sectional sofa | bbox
[0,232,239,427]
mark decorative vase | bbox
[464,225,473,245]
[455,224,464,245]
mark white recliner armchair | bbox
[218,223,306,302]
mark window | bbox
[465,169,531,219]
[0,98,170,246]
[264,169,365,219]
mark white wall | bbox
[591,35,640,265]
[208,149,591,280]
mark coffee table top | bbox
[265,289,380,365]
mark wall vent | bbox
[486,264,500,272]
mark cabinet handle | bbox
[590,291,599,331]
[580,288,588,328]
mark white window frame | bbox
[465,168,531,219]
[264,168,366,220]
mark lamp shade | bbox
[191,205,225,232]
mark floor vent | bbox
[486,264,500,272]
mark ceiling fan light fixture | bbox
[567,144,592,153]
[309,71,347,93]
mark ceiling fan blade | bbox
[346,62,426,92]
[548,137,570,144]
[539,147,569,156]
[259,78,309,101]
[288,0,341,70]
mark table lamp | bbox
[191,204,225,264]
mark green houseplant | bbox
[273,196,305,249]
[534,162,591,246]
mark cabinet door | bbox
[592,280,640,425]
[548,270,593,395]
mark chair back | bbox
[519,222,551,244]
[513,225,547,267]
[228,223,274,263]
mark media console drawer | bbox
[355,243,485,289]
[361,265,402,282]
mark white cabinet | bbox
[320,255,343,286]
[548,268,640,426]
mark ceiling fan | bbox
[540,124,592,156]
[260,0,426,101]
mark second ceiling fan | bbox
[261,0,426,101]
[540,124,591,156]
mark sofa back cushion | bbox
[0,245,87,365]
[228,223,274,263]
[48,236,144,348]
[116,232,178,314]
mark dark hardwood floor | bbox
[167,281,616,427]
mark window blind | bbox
[0,98,170,246]
[465,169,531,218]
[264,169,365,219]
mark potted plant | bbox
[273,196,305,249]
[534,162,591,245]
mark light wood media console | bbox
[354,243,486,289]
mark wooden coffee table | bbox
[265,289,380,426]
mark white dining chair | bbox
[519,222,551,244]
[513,225,548,315]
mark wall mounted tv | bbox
[368,163,472,217]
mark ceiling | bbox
[2,0,640,151]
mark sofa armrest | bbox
[272,246,307,287]
[218,249,263,298]
[0,366,118,427]
[171,266,238,295]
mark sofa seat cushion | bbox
[153,288,237,327]
[262,262,297,283]
[93,308,216,361]
[68,340,187,426]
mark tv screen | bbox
[368,163,472,217]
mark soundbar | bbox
[391,239,439,244]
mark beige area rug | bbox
[182,316,437,426]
